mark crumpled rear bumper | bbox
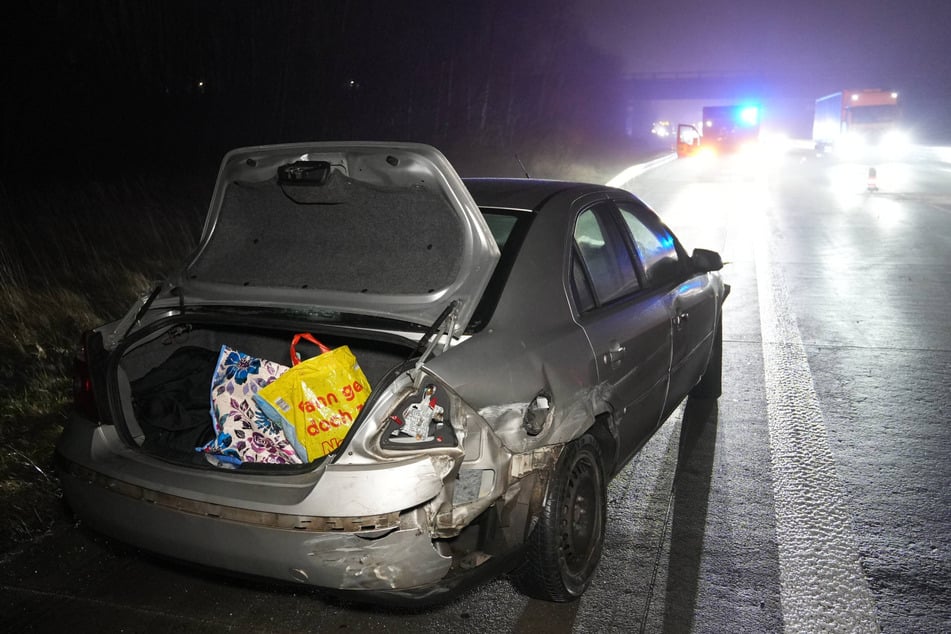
[58,460,452,591]
[55,416,458,596]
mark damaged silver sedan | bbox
[57,142,728,604]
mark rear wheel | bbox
[511,434,606,602]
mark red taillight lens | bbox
[72,332,98,420]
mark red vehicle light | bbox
[72,332,98,421]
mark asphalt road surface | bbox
[3,143,950,633]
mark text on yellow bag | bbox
[254,333,371,461]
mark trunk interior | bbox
[112,318,416,469]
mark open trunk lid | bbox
[174,142,500,336]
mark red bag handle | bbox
[290,332,331,366]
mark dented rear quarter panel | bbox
[427,187,618,452]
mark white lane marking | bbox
[606,154,677,188]
[754,212,880,633]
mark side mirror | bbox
[691,248,723,272]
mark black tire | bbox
[511,434,606,602]
[690,314,723,399]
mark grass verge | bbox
[0,172,206,554]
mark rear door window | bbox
[573,203,640,306]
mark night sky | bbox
[577,0,951,82]
[4,0,950,180]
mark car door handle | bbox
[673,311,689,327]
[603,342,626,367]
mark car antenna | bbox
[514,153,530,178]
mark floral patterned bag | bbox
[198,345,301,465]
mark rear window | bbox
[466,209,532,332]
[483,212,520,251]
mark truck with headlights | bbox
[812,89,909,157]
[677,104,760,157]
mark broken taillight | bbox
[380,382,458,450]
[72,331,98,421]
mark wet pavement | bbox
[3,145,950,632]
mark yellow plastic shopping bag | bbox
[254,333,371,461]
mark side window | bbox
[617,202,682,288]
[573,203,640,307]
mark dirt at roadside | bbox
[0,412,71,556]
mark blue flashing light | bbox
[739,106,759,126]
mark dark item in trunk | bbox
[131,346,218,452]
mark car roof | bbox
[463,178,615,212]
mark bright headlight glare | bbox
[842,132,866,148]
[882,130,910,148]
